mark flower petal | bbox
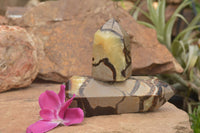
[63,108,84,126]
[26,120,59,133]
[58,94,75,119]
[58,84,66,105]
[39,90,61,110]
[40,109,55,121]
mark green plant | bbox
[190,105,200,133]
[190,0,200,14]
[133,0,200,100]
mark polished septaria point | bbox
[92,18,132,81]
[66,76,174,117]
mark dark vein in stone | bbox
[121,39,131,77]
[130,80,140,95]
[148,96,159,111]
[79,77,90,97]
[111,19,115,28]
[93,58,116,81]
[139,96,151,112]
[115,91,126,112]
[100,29,123,39]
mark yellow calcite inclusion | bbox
[143,96,154,111]
[93,30,126,81]
[69,76,87,95]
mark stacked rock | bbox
[66,19,174,117]
[92,18,132,81]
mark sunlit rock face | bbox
[92,18,132,82]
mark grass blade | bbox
[137,21,155,29]
[158,0,166,34]
[185,45,199,72]
[173,25,200,42]
[147,0,158,25]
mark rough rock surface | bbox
[0,15,8,25]
[17,0,183,82]
[0,0,28,15]
[0,26,38,92]
[0,83,192,133]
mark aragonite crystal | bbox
[66,76,174,117]
[92,18,132,81]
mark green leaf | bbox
[163,15,176,49]
[192,70,200,86]
[179,40,187,64]
[173,25,200,42]
[157,0,166,37]
[175,14,189,24]
[185,45,199,72]
[183,13,200,40]
[171,0,191,18]
[171,40,185,57]
[147,0,158,26]
[137,21,155,29]
[130,0,140,15]
[133,6,152,21]
[189,68,194,81]
[160,0,166,30]
[188,13,200,27]
[190,105,200,133]
[132,7,140,20]
[163,0,191,49]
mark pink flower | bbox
[27,85,84,133]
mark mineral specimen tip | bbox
[92,18,132,82]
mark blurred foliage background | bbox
[132,0,200,106]
[128,0,200,132]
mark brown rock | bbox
[30,20,93,82]
[25,0,40,8]
[0,15,8,25]
[0,83,192,133]
[6,7,27,19]
[120,16,183,75]
[0,0,28,15]
[0,26,38,92]
[135,1,151,23]
[19,0,62,27]
[165,4,179,21]
[5,7,28,26]
[117,1,134,12]
[18,0,182,82]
